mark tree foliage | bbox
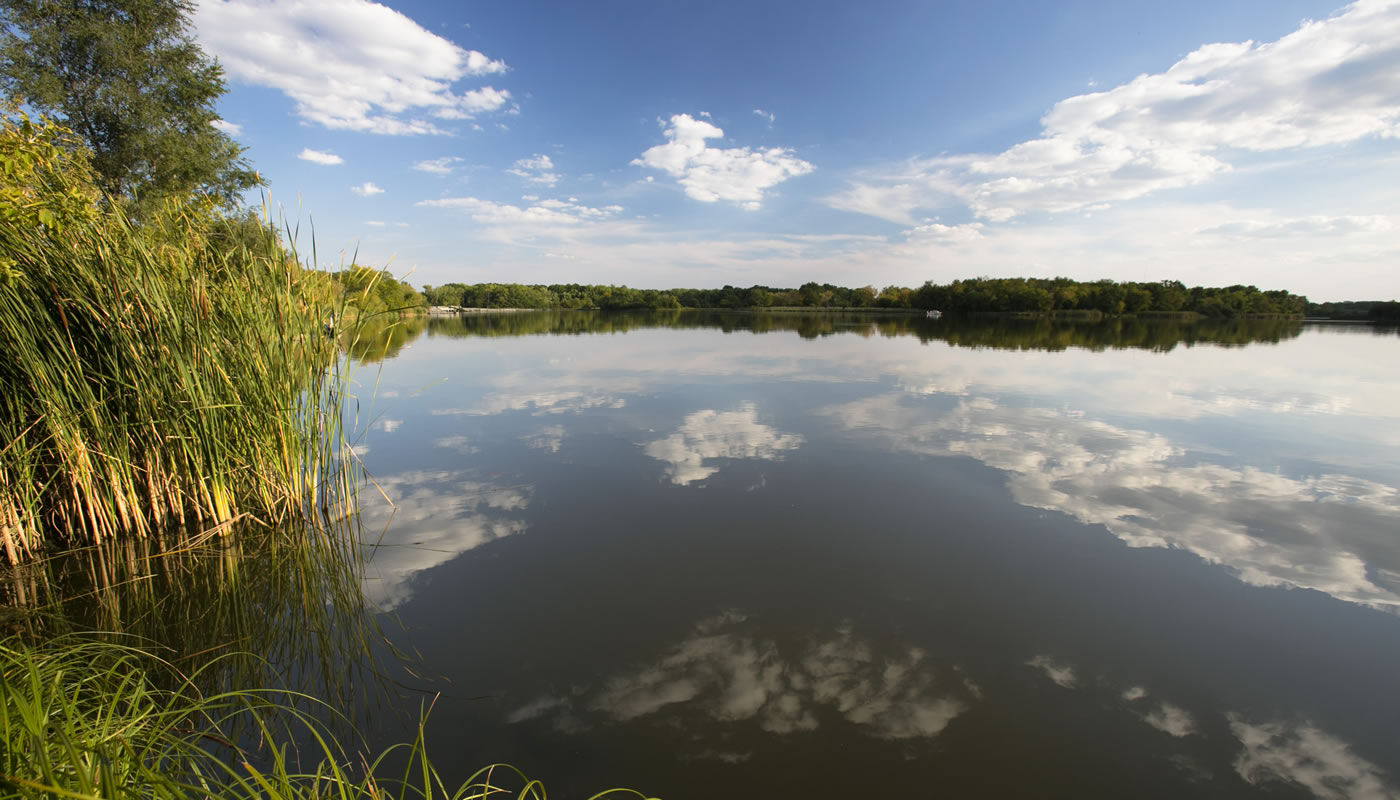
[336,266,425,315]
[0,0,259,213]
[418,277,1307,318]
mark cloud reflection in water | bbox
[359,470,531,610]
[644,404,804,485]
[1230,716,1397,800]
[509,613,975,740]
[822,394,1400,611]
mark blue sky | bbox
[194,0,1400,300]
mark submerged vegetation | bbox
[422,277,1310,318]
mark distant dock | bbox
[427,306,533,315]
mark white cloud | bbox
[825,181,925,226]
[417,196,622,226]
[643,403,804,485]
[413,156,464,175]
[298,148,343,165]
[906,222,984,244]
[1230,716,1397,800]
[352,181,384,197]
[365,220,386,226]
[194,0,510,134]
[633,113,814,210]
[506,154,560,186]
[211,118,242,135]
[753,108,775,126]
[829,0,1400,222]
[1197,215,1394,238]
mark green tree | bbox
[0,0,259,213]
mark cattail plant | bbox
[0,112,350,563]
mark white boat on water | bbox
[926,310,942,319]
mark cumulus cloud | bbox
[1230,716,1398,800]
[506,154,560,186]
[298,148,343,165]
[194,0,510,134]
[643,403,804,485]
[753,108,775,126]
[416,196,623,226]
[508,615,975,740]
[633,113,813,210]
[413,156,464,175]
[211,118,242,135]
[351,181,384,196]
[828,0,1400,222]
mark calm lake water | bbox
[347,312,1400,800]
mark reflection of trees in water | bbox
[344,314,428,362]
[916,316,1305,351]
[407,310,1306,352]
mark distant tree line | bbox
[421,278,1309,318]
[1307,300,1400,322]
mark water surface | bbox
[350,313,1400,800]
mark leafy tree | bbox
[0,0,259,213]
[1371,301,1400,323]
[336,266,424,314]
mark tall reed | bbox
[0,112,349,563]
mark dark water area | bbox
[340,312,1400,799]
[13,312,1398,799]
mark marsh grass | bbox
[0,112,355,563]
[0,635,659,800]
